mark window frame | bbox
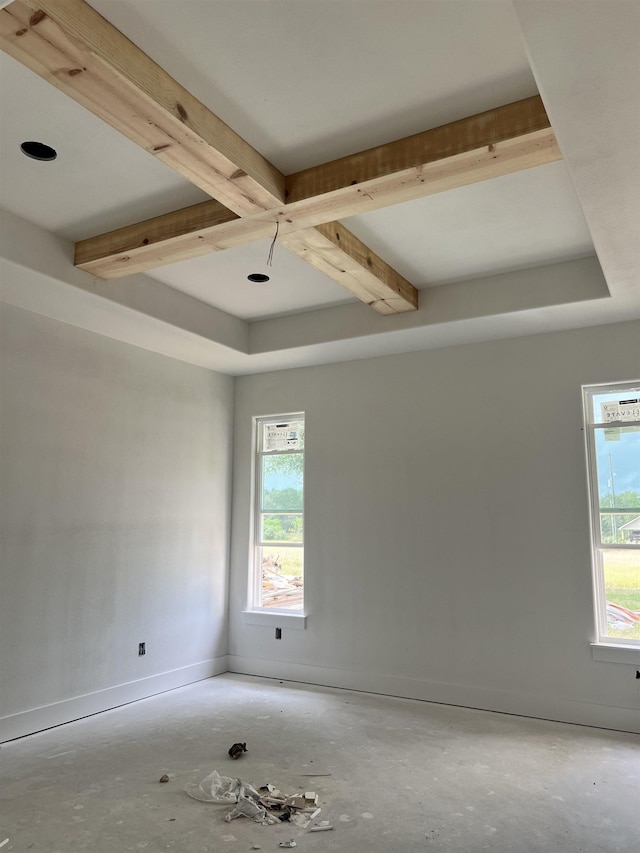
[247,412,305,619]
[583,380,640,658]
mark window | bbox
[251,414,304,612]
[583,382,640,648]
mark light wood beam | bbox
[285,96,556,204]
[281,223,419,314]
[1,0,418,314]
[75,210,418,314]
[75,97,560,282]
[75,200,240,279]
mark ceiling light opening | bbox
[247,273,270,283]
[20,141,57,161]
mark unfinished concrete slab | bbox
[1,674,638,852]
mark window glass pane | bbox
[261,455,303,511]
[593,426,640,544]
[602,549,640,640]
[599,513,640,545]
[254,413,304,612]
[260,513,303,544]
[260,546,304,610]
[584,383,640,647]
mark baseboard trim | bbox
[4,655,637,741]
[227,656,640,734]
[0,656,229,743]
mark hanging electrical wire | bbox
[267,221,279,267]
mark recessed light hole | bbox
[247,273,270,283]
[20,140,58,161]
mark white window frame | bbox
[244,413,306,628]
[583,381,640,662]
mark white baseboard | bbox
[0,656,229,743]
[4,654,637,741]
[227,655,640,735]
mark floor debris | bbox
[286,793,318,809]
[187,770,258,804]
[278,842,297,849]
[224,795,279,825]
[228,741,247,759]
[158,774,170,783]
[289,810,312,829]
[187,768,331,835]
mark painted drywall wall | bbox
[229,320,640,731]
[0,305,233,740]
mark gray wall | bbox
[2,305,638,738]
[229,320,640,731]
[0,305,234,739]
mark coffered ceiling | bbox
[0,0,638,374]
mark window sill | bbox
[242,610,307,630]
[590,643,640,664]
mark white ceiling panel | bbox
[0,52,209,240]
[147,237,356,321]
[88,0,538,172]
[343,160,594,286]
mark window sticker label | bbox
[600,399,640,423]
[264,423,302,451]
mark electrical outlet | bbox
[275,628,282,640]
[138,642,146,656]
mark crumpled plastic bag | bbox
[186,769,282,826]
[186,770,260,804]
[224,795,279,825]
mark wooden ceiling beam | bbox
[281,223,419,314]
[75,209,418,313]
[75,97,560,282]
[1,0,418,313]
[74,200,240,279]
[285,96,557,205]
[74,206,418,314]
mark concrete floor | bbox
[1,674,638,853]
